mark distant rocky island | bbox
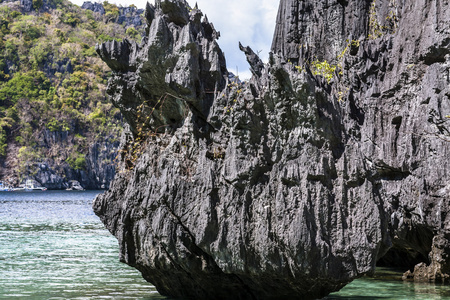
[93,0,450,299]
[0,0,145,189]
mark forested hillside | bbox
[0,0,143,189]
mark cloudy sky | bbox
[69,0,279,79]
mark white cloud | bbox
[194,0,278,79]
[69,0,279,80]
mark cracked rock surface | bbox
[94,0,450,298]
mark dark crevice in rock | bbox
[348,90,365,126]
[377,246,429,270]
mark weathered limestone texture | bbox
[94,0,450,298]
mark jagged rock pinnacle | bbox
[94,0,450,298]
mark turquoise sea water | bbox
[2,190,450,300]
[325,267,450,299]
[0,191,164,300]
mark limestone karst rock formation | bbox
[94,0,450,298]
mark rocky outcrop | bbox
[1,129,119,190]
[94,0,450,299]
[403,233,450,283]
[19,0,32,12]
[81,1,105,15]
[24,137,118,190]
[117,6,144,28]
[34,163,67,190]
[82,1,144,28]
[19,0,57,12]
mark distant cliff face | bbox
[0,0,146,189]
[94,0,450,298]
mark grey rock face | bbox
[403,233,450,283]
[81,1,106,15]
[94,0,450,298]
[117,6,145,28]
[20,0,32,12]
[29,131,118,190]
[19,0,56,12]
[82,1,144,28]
[35,163,67,190]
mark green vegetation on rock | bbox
[0,0,143,183]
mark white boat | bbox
[22,180,47,191]
[0,181,13,191]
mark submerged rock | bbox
[94,0,450,298]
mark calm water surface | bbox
[326,268,450,299]
[0,191,165,300]
[2,191,450,299]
